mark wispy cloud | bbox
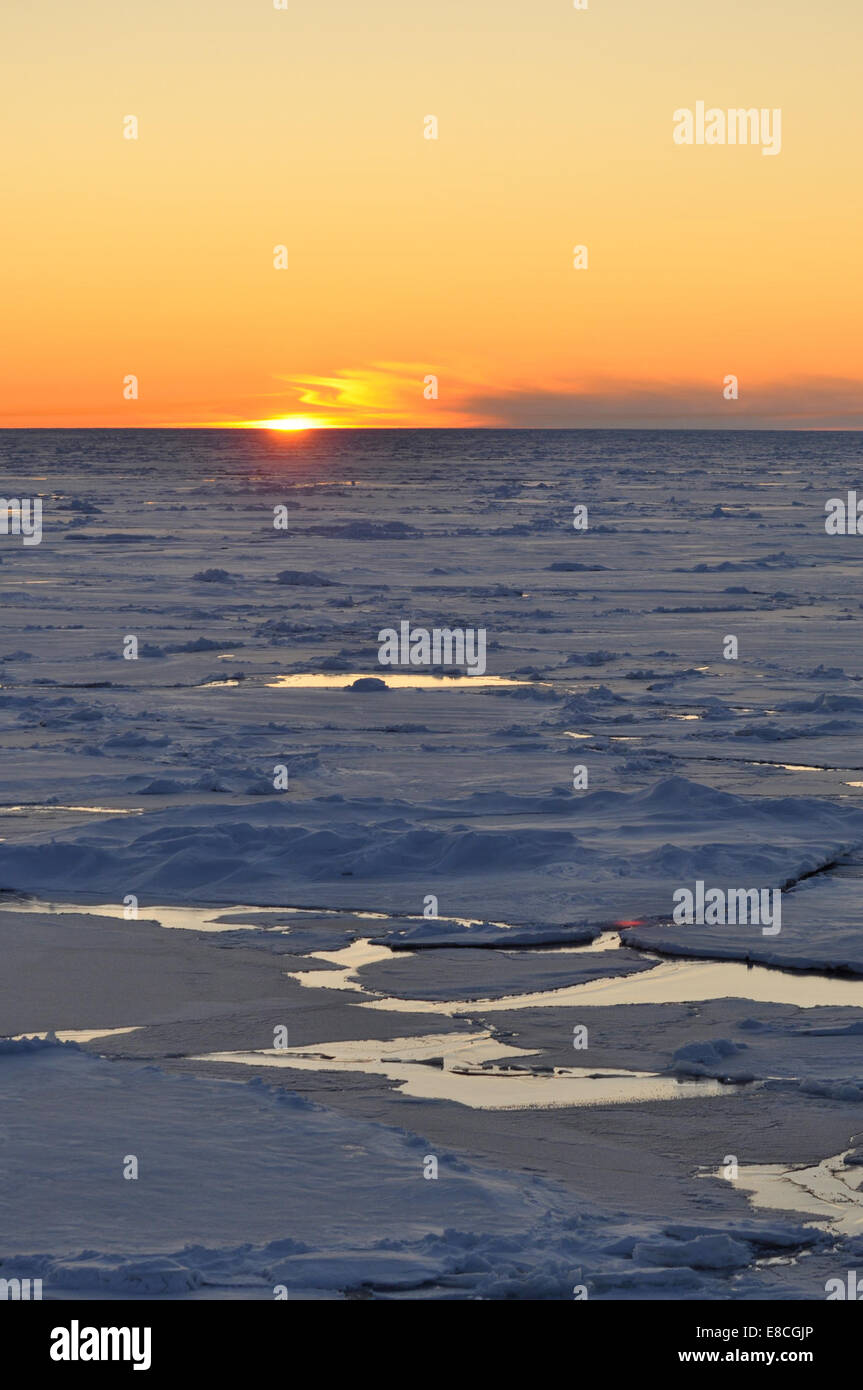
[237,363,481,428]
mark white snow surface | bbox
[3,429,863,1298]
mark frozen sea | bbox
[2,427,863,1299]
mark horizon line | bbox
[2,424,862,434]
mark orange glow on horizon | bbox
[241,416,327,432]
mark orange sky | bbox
[2,0,862,428]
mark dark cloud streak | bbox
[463,378,863,430]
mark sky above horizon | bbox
[2,0,862,429]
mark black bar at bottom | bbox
[0,1297,856,1376]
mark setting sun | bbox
[247,416,325,432]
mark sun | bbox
[251,415,322,431]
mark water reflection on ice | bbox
[194,1032,756,1110]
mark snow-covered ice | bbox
[3,428,863,1299]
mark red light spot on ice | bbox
[615,919,643,927]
